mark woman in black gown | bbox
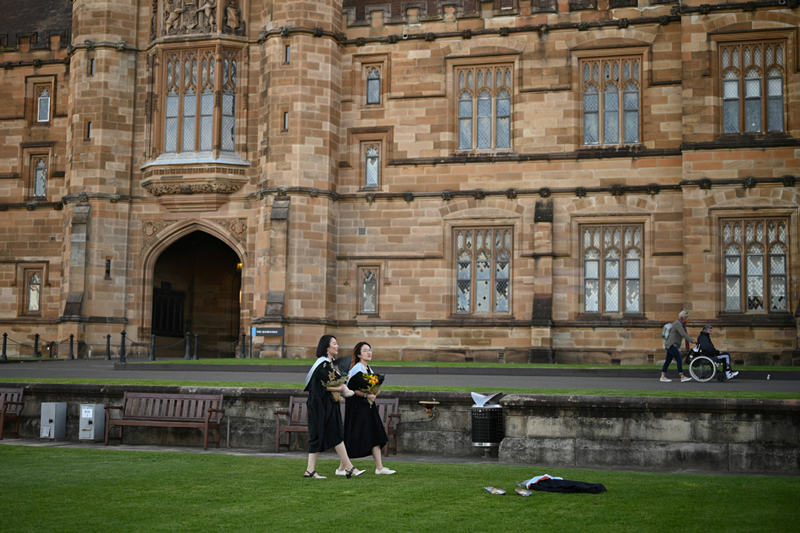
[303,334,364,479]
[343,341,396,475]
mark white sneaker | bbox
[680,376,692,382]
[375,467,396,475]
[728,371,739,379]
[659,376,671,383]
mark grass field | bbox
[1,445,798,533]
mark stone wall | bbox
[5,382,798,474]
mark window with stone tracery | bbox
[455,227,512,314]
[456,65,512,151]
[358,266,379,315]
[161,48,238,154]
[31,156,47,199]
[23,268,43,315]
[582,224,642,314]
[582,57,641,146]
[721,218,788,313]
[720,40,785,134]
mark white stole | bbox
[304,356,329,389]
[348,361,370,381]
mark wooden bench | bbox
[274,395,400,455]
[0,387,25,440]
[105,392,225,449]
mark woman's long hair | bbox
[350,341,371,371]
[315,335,336,358]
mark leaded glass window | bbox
[455,65,513,151]
[719,41,785,134]
[582,224,642,313]
[162,48,238,153]
[33,158,47,198]
[582,57,640,146]
[37,87,50,123]
[26,270,41,314]
[455,227,512,314]
[366,67,381,105]
[365,144,379,187]
[359,267,379,315]
[722,218,788,313]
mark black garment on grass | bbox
[344,369,387,458]
[531,479,607,494]
[304,359,344,453]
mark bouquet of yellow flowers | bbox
[322,368,348,403]
[360,372,384,405]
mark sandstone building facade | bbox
[1,0,798,363]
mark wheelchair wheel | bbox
[689,355,716,382]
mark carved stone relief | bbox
[217,217,248,244]
[223,0,245,35]
[141,219,178,251]
[163,0,218,36]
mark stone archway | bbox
[151,230,242,357]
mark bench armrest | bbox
[2,401,24,413]
[207,407,225,423]
[387,412,401,427]
[105,405,123,419]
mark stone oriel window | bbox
[31,156,48,199]
[456,65,512,151]
[366,66,381,105]
[363,143,380,188]
[455,227,512,314]
[582,57,641,146]
[358,266,379,315]
[721,218,788,313]
[161,48,238,154]
[720,40,785,134]
[582,224,642,314]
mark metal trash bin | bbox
[470,392,505,448]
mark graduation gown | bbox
[343,364,388,458]
[304,358,344,453]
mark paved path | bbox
[1,359,798,394]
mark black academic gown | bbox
[304,359,344,453]
[344,367,388,458]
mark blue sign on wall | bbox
[251,327,284,337]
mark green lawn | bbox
[1,445,797,532]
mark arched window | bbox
[366,67,381,105]
[722,218,788,313]
[359,267,379,314]
[37,87,51,123]
[456,65,513,151]
[455,227,513,314]
[27,271,42,314]
[162,48,238,154]
[582,224,642,314]
[582,57,640,146]
[33,158,47,198]
[365,145,379,187]
[720,41,785,134]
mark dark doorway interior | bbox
[152,231,241,357]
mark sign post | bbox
[250,326,285,358]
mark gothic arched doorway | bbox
[151,230,241,357]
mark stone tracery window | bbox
[456,65,512,151]
[32,157,47,199]
[358,267,379,315]
[162,48,238,154]
[582,57,640,146]
[721,40,785,134]
[366,67,381,105]
[722,218,788,313]
[582,224,642,313]
[455,227,512,314]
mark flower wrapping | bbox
[322,368,348,403]
[351,371,384,405]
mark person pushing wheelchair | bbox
[697,325,739,380]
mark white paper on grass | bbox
[471,392,504,407]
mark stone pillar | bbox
[530,199,554,363]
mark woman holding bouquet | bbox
[343,341,396,475]
[303,334,364,479]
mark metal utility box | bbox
[40,402,67,440]
[79,403,105,442]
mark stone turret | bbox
[60,0,140,346]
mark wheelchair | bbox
[686,347,728,383]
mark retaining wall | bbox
[2,383,797,474]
